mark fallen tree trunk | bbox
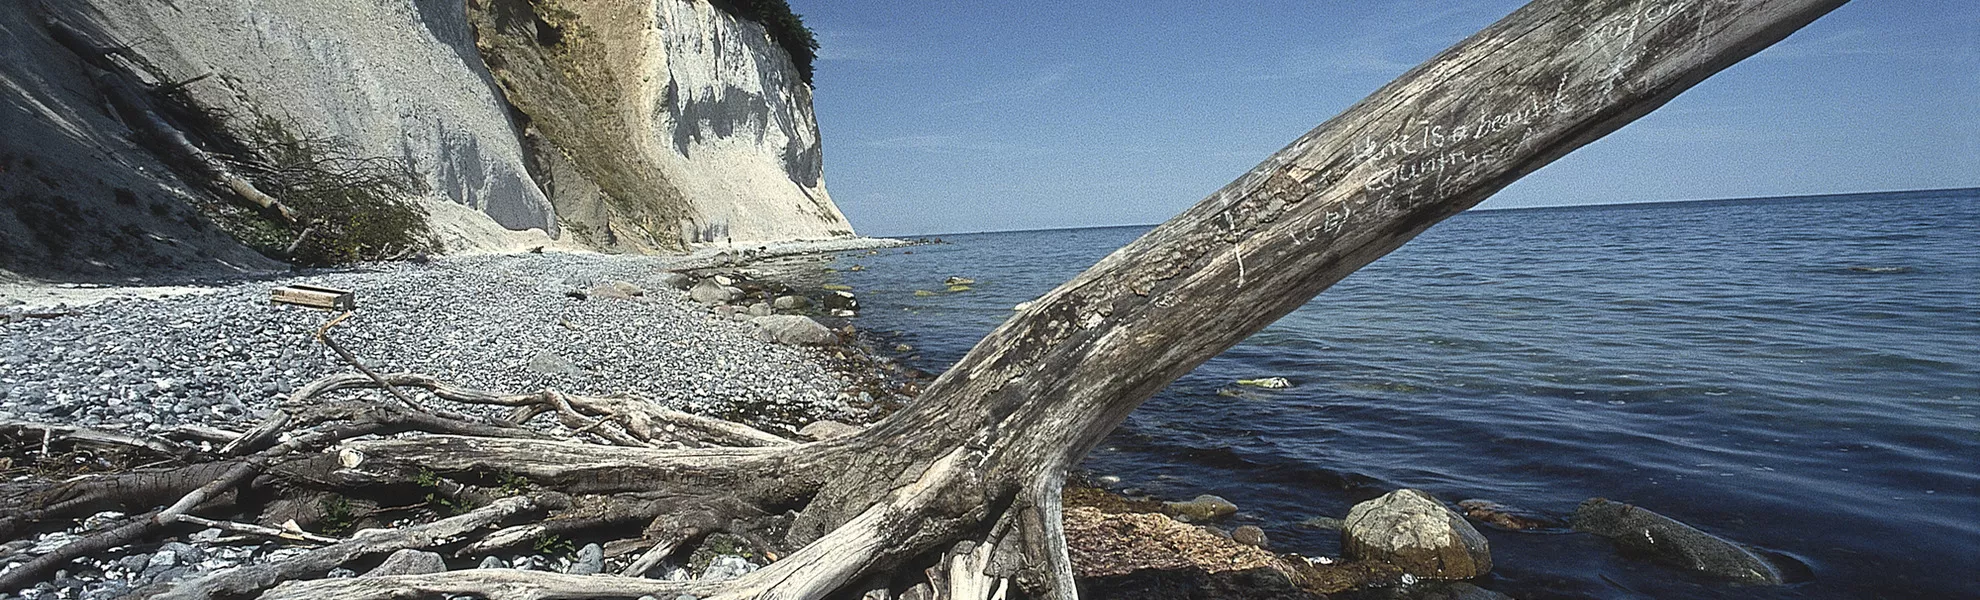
[746,1,1851,597]
[0,1,1846,598]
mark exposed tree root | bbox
[154,495,547,600]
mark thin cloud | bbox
[1206,2,1512,82]
[858,134,1020,154]
[944,63,1075,107]
[1758,28,1976,62]
[811,25,927,63]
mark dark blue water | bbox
[832,189,1980,599]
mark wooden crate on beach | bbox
[270,284,354,311]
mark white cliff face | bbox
[641,0,851,245]
[4,0,849,271]
[87,0,561,252]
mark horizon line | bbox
[880,184,1978,238]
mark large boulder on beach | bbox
[657,272,692,290]
[690,279,740,304]
[752,315,838,346]
[1162,494,1238,522]
[586,280,645,300]
[1343,489,1492,579]
[1570,498,1785,584]
[772,295,810,310]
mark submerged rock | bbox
[1236,377,1293,389]
[1457,499,1564,532]
[1570,497,1786,584]
[1342,489,1491,579]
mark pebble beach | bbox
[0,249,886,598]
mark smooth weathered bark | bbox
[1,1,1847,599]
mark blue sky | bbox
[797,1,1980,237]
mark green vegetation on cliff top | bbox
[709,0,819,84]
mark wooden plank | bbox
[270,284,354,311]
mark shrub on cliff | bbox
[708,0,819,84]
[223,118,438,267]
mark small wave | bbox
[1844,265,1915,274]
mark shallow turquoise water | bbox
[833,189,1980,599]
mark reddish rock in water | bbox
[1457,499,1565,532]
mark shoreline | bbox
[0,236,921,313]
[0,250,881,596]
[5,241,1495,600]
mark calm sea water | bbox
[831,189,1979,599]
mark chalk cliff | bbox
[472,0,850,250]
[0,0,848,280]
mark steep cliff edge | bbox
[0,0,848,280]
[470,0,850,250]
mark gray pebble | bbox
[570,543,603,575]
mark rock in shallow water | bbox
[1570,497,1786,584]
[1342,488,1492,579]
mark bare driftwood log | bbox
[0,1,1844,598]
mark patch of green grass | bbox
[319,495,359,535]
[496,471,531,496]
[414,468,467,515]
[532,533,576,557]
